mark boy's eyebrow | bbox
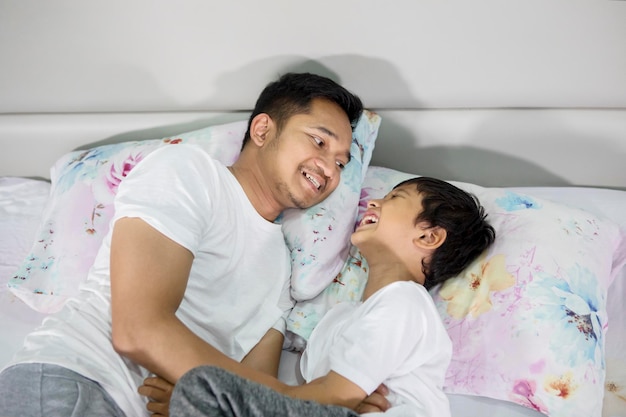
[393,188,410,196]
[312,126,352,163]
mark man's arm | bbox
[117,218,383,411]
[241,328,284,376]
[140,328,286,416]
[110,217,279,383]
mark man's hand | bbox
[356,384,391,414]
[139,376,175,417]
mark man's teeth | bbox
[304,173,321,190]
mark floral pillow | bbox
[8,111,381,313]
[287,166,624,417]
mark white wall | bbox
[1,0,625,112]
[1,0,625,187]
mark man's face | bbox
[261,98,353,209]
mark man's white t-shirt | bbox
[301,281,452,417]
[8,144,293,417]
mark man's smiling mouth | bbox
[302,170,321,190]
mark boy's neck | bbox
[362,263,416,301]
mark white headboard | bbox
[1,0,625,188]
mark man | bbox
[0,72,363,417]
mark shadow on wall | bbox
[74,54,622,189]
[372,143,570,187]
[203,54,425,109]
[369,111,570,187]
[75,112,250,151]
[78,53,418,149]
[371,108,626,188]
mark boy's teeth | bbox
[361,215,377,225]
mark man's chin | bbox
[290,194,322,210]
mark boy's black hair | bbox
[241,72,363,149]
[394,177,496,290]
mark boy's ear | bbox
[249,113,274,146]
[414,225,447,250]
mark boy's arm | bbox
[141,369,369,416]
[283,371,367,410]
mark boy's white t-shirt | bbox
[301,281,452,417]
[8,144,293,417]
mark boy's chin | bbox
[349,230,361,246]
[350,232,370,252]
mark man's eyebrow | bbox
[312,125,337,139]
[312,126,351,163]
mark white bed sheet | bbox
[1,178,625,417]
[0,177,50,368]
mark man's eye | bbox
[336,161,346,170]
[313,136,324,146]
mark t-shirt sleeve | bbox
[271,250,295,335]
[328,283,435,394]
[113,145,216,255]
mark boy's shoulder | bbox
[368,281,433,311]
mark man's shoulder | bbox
[147,143,220,164]
[119,144,230,198]
[131,144,227,179]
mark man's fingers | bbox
[138,384,157,398]
[372,383,389,396]
[357,389,391,413]
[147,400,169,416]
[138,382,173,402]
[143,376,174,392]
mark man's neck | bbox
[228,163,282,222]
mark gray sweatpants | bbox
[0,363,127,417]
[170,366,359,417]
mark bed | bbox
[1,1,625,417]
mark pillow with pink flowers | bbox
[8,120,247,313]
[286,166,625,417]
[8,111,381,313]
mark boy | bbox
[152,176,495,417]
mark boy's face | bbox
[351,183,425,253]
[259,98,353,209]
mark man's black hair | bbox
[241,72,363,148]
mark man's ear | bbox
[414,225,447,250]
[249,113,273,146]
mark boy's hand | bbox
[356,383,391,413]
[138,375,174,416]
